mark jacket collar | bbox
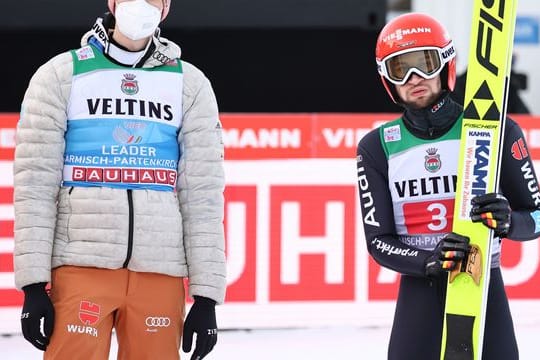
[402,92,463,139]
[80,13,181,68]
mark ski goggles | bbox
[377,42,456,86]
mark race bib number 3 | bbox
[403,199,455,234]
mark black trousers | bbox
[388,268,518,360]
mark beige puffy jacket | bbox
[13,22,227,303]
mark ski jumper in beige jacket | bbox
[13,17,227,305]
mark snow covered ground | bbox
[1,323,539,359]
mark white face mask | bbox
[115,0,162,41]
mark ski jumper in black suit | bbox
[356,94,540,360]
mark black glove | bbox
[182,296,218,360]
[470,192,511,238]
[425,232,470,277]
[21,282,55,351]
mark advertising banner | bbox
[1,113,540,332]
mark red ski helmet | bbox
[375,13,457,103]
[108,0,171,20]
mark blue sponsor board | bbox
[515,16,539,44]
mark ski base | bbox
[443,313,475,360]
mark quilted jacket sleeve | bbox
[178,61,227,304]
[13,52,72,290]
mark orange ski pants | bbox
[44,266,185,360]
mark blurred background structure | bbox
[0,0,395,113]
[1,0,537,113]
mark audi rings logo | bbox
[145,317,171,327]
[152,51,171,64]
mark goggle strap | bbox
[440,42,456,64]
